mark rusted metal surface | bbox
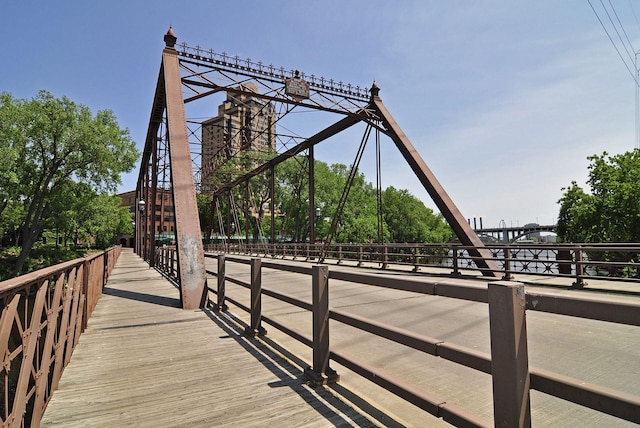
[530,367,640,424]
[145,29,504,304]
[203,252,640,426]
[215,254,226,311]
[162,31,207,309]
[309,145,316,245]
[525,293,640,326]
[329,349,491,428]
[305,265,339,385]
[245,258,266,337]
[176,43,369,115]
[488,281,531,427]
[208,241,640,288]
[0,247,121,427]
[330,308,440,354]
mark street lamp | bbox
[137,199,146,258]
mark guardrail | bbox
[0,246,121,428]
[204,242,640,288]
[188,251,639,427]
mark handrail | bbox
[0,246,121,428]
[205,241,640,288]
[189,249,640,426]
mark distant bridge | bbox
[475,224,557,243]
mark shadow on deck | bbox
[41,249,402,427]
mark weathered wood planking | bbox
[41,250,379,427]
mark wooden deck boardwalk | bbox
[41,249,385,427]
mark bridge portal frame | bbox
[137,28,500,310]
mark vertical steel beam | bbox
[244,180,250,243]
[215,254,227,311]
[144,164,152,262]
[245,258,267,336]
[309,146,315,246]
[150,135,158,267]
[135,191,142,256]
[488,280,531,427]
[162,29,207,309]
[226,191,232,244]
[270,166,275,245]
[369,86,500,277]
[304,265,339,385]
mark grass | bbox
[0,244,94,281]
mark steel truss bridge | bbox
[1,29,637,428]
[135,27,502,309]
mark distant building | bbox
[200,83,276,195]
[116,189,175,247]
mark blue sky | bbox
[2,1,639,229]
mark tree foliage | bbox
[206,152,452,245]
[0,91,138,274]
[383,186,453,243]
[557,150,640,243]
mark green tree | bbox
[82,194,134,249]
[197,194,213,242]
[0,92,21,220]
[202,152,453,245]
[557,150,640,242]
[0,91,138,274]
[314,162,381,243]
[47,181,132,249]
[204,148,276,241]
[275,156,310,242]
[382,186,453,243]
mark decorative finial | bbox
[164,26,177,48]
[370,81,380,98]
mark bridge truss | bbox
[136,28,500,309]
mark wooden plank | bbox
[41,250,379,427]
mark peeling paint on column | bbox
[180,236,202,288]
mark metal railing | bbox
[205,242,640,288]
[0,246,121,428]
[187,251,639,427]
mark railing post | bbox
[573,246,586,289]
[381,244,388,269]
[412,246,420,272]
[337,244,343,264]
[358,245,364,267]
[451,245,461,277]
[305,265,339,385]
[170,249,175,278]
[557,248,572,275]
[488,280,531,428]
[81,259,91,331]
[163,248,167,274]
[245,258,267,337]
[215,254,228,311]
[503,246,513,281]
